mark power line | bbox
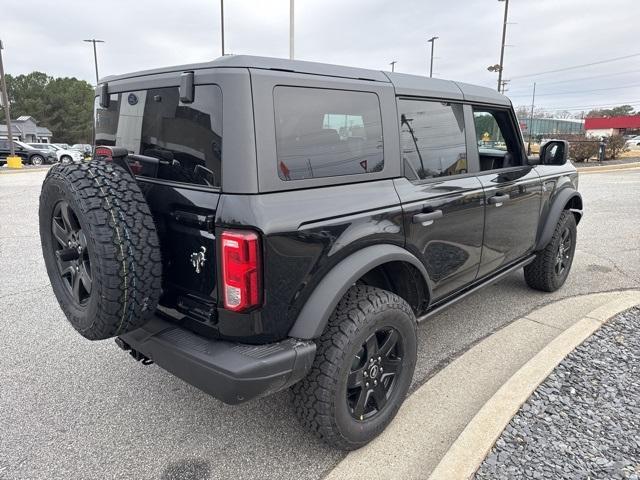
[509,82,640,98]
[510,52,640,79]
[520,100,640,112]
[508,69,640,91]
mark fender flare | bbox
[535,189,582,251]
[288,244,430,340]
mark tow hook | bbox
[114,337,154,365]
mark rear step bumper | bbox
[118,314,316,405]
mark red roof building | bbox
[584,115,640,137]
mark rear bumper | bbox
[118,314,316,404]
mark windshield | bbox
[14,140,32,150]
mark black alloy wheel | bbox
[291,286,417,450]
[555,226,572,276]
[51,200,92,305]
[347,328,403,421]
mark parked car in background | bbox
[29,143,84,163]
[624,135,640,149]
[0,140,57,165]
[53,143,71,150]
[71,144,92,158]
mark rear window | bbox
[274,86,383,181]
[95,85,222,188]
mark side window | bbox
[398,99,467,182]
[274,86,383,181]
[0,140,7,149]
[473,109,523,171]
[95,85,223,188]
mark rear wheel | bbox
[60,155,72,163]
[30,154,44,166]
[524,210,577,292]
[291,286,417,450]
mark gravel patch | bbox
[474,306,640,480]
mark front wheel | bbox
[30,154,44,166]
[60,155,72,163]
[291,286,417,450]
[524,210,577,292]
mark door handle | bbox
[412,209,443,224]
[488,193,510,206]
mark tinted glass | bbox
[0,140,7,149]
[398,100,467,181]
[95,85,222,188]
[274,87,383,181]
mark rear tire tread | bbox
[291,285,415,450]
[40,160,162,340]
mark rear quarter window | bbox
[273,86,384,181]
[95,85,222,188]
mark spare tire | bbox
[39,160,162,340]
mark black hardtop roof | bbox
[100,54,510,106]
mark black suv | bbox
[0,139,56,165]
[39,55,582,450]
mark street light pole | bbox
[220,0,225,56]
[497,0,509,92]
[527,82,536,155]
[427,36,438,78]
[390,61,397,72]
[83,39,104,84]
[0,40,15,157]
[289,0,294,60]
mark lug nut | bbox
[365,382,369,388]
[380,367,384,373]
[364,371,368,377]
[374,380,378,386]
[378,356,381,362]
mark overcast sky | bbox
[4,0,639,114]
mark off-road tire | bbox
[39,160,162,340]
[291,285,417,450]
[524,210,577,292]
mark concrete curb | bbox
[0,166,51,175]
[324,291,640,480]
[576,161,640,173]
[427,292,640,480]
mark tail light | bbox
[94,146,113,161]
[221,230,261,312]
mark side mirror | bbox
[539,140,569,166]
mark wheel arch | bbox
[535,189,582,251]
[288,244,431,340]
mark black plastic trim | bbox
[119,314,316,404]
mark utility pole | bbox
[390,61,397,72]
[220,0,225,56]
[527,82,536,155]
[500,79,510,94]
[289,0,295,60]
[427,36,438,78]
[497,0,509,92]
[83,39,104,84]
[0,40,20,167]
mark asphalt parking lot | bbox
[1,168,639,480]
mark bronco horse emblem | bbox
[190,246,207,274]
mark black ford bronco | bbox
[39,55,582,450]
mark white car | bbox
[625,135,640,149]
[28,143,84,163]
